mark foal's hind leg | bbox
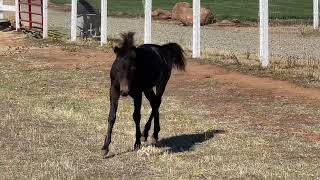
[142,89,156,142]
[152,77,170,142]
[142,111,154,142]
[143,88,162,144]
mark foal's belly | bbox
[132,71,164,91]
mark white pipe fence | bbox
[0,0,317,66]
[314,0,319,29]
[0,0,317,63]
[100,0,107,45]
[70,0,77,41]
[42,0,48,38]
[144,0,152,44]
[67,0,320,66]
[192,0,201,58]
[0,0,3,19]
[259,0,269,67]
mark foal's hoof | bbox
[141,136,148,142]
[101,146,109,158]
[102,149,109,159]
[151,137,158,145]
[134,143,141,150]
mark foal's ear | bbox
[113,46,120,54]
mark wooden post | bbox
[42,0,48,38]
[192,0,201,58]
[144,0,152,44]
[314,0,319,29]
[100,0,107,45]
[259,0,269,67]
[71,0,77,41]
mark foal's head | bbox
[112,32,137,96]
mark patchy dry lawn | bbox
[0,33,320,179]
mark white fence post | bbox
[144,0,152,44]
[100,0,107,45]
[0,0,3,19]
[71,0,77,41]
[192,0,201,58]
[15,0,20,30]
[259,0,269,67]
[314,0,319,29]
[42,0,48,38]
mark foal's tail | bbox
[161,43,186,71]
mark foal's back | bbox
[133,44,171,90]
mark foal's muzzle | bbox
[120,90,129,97]
[120,80,129,97]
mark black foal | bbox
[102,32,186,157]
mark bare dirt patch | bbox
[24,47,115,70]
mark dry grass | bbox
[201,49,320,88]
[298,27,320,38]
[1,41,320,179]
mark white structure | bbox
[314,0,319,29]
[0,0,20,30]
[71,0,108,45]
[0,0,16,14]
[42,0,48,38]
[100,0,107,45]
[192,0,201,58]
[144,0,152,44]
[71,0,77,41]
[0,0,4,19]
[0,0,47,36]
[259,0,269,67]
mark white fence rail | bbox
[314,0,319,29]
[70,0,77,41]
[192,0,201,58]
[259,0,269,67]
[144,0,152,44]
[0,0,2,19]
[43,0,48,38]
[100,0,107,45]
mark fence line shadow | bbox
[156,129,226,153]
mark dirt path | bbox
[176,62,320,101]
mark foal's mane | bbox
[119,32,136,50]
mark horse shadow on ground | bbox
[156,129,226,153]
[105,129,226,159]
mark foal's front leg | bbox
[102,85,119,157]
[133,93,142,150]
